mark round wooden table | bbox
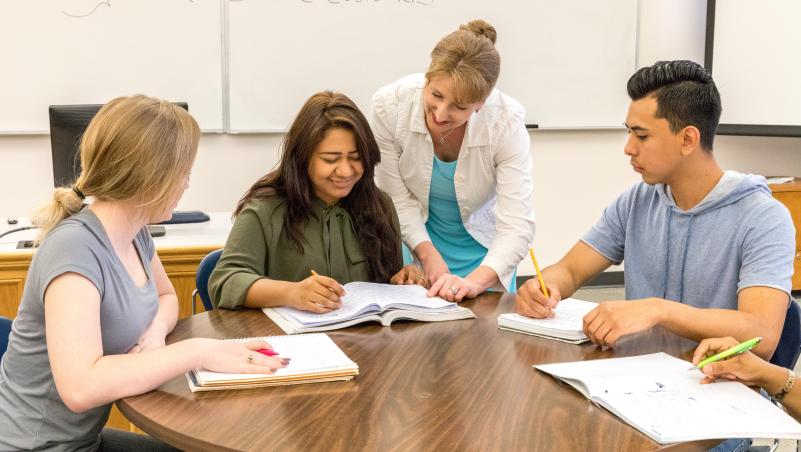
[118,293,719,451]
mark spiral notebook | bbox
[186,333,359,392]
[497,298,598,344]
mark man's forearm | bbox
[659,300,780,359]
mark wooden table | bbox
[118,293,719,451]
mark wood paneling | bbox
[770,179,801,291]
[0,251,32,318]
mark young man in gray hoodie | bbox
[515,60,795,359]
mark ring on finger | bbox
[247,354,254,364]
[450,287,459,295]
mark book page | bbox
[342,282,453,310]
[274,282,455,326]
[194,333,356,384]
[500,298,597,332]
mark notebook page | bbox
[499,298,597,332]
[274,282,454,326]
[535,353,801,442]
[601,376,801,442]
[194,333,356,383]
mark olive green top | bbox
[209,194,401,309]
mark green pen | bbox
[693,337,762,370]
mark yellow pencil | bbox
[310,269,319,277]
[528,245,550,298]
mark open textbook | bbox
[535,352,801,444]
[264,282,475,334]
[497,298,597,344]
[186,333,358,392]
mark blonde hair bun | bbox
[459,19,497,45]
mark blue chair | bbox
[191,249,223,314]
[0,316,12,360]
[769,298,801,370]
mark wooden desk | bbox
[0,213,232,319]
[118,293,718,451]
[769,179,801,291]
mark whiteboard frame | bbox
[704,0,801,138]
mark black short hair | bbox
[627,60,721,151]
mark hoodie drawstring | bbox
[677,215,695,303]
[662,208,695,303]
[662,209,672,300]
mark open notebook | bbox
[497,298,597,344]
[186,333,358,392]
[264,282,475,334]
[535,352,801,444]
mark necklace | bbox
[438,126,457,144]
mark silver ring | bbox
[450,287,459,295]
[247,354,254,364]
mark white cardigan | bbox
[371,74,535,291]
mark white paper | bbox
[535,353,801,443]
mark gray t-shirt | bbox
[0,209,158,451]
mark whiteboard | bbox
[227,0,638,132]
[712,0,801,126]
[0,0,223,133]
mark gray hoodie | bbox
[582,171,795,310]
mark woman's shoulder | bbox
[31,216,106,279]
[237,195,288,222]
[42,212,104,253]
[479,88,526,144]
[372,73,425,108]
[484,89,526,126]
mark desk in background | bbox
[769,179,801,291]
[118,293,719,451]
[0,212,232,319]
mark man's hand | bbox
[582,299,664,347]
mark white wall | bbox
[1,0,799,277]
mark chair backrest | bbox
[770,298,801,370]
[0,316,12,360]
[196,249,223,312]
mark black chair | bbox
[769,298,801,370]
[0,316,11,360]
[191,249,223,314]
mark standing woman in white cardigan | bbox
[372,19,535,302]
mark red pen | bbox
[256,348,278,357]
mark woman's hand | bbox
[200,339,290,375]
[288,274,345,313]
[390,265,429,288]
[427,274,482,302]
[128,318,170,353]
[418,249,450,287]
[693,337,786,393]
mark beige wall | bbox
[1,0,799,276]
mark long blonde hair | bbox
[426,19,500,105]
[33,95,200,240]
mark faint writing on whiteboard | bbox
[62,0,195,18]
[301,0,434,4]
